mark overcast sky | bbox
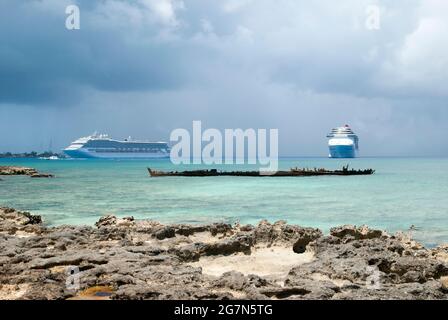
[1,0,447,156]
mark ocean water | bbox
[1,157,447,246]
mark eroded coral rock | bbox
[330,224,384,240]
[1,207,447,300]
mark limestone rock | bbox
[330,225,384,240]
[1,208,447,300]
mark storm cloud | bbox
[0,0,447,156]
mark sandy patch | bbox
[310,273,353,287]
[434,251,448,263]
[13,230,36,238]
[189,246,314,280]
[189,231,223,244]
[0,284,30,300]
[49,265,67,274]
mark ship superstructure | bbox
[63,133,169,159]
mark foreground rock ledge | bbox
[1,207,448,300]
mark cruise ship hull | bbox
[328,145,356,158]
[63,148,169,159]
[327,125,358,159]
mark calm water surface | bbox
[1,157,447,246]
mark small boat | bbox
[147,165,375,177]
[39,156,59,160]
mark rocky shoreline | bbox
[1,207,447,300]
[0,166,54,178]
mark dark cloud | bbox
[0,0,188,105]
[0,0,447,156]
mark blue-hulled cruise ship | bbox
[63,133,170,159]
[326,125,359,158]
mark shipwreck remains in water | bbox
[147,165,375,177]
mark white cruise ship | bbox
[326,125,359,158]
[63,133,170,159]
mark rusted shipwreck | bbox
[147,165,375,177]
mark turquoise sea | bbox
[1,158,447,246]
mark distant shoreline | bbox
[0,152,65,159]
